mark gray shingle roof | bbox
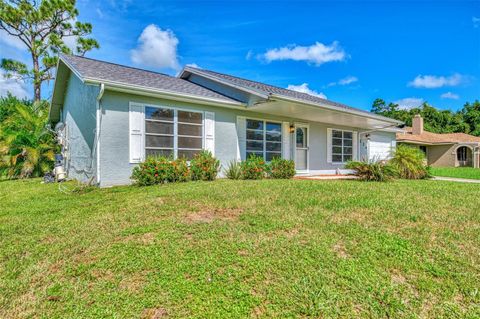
[183,67,394,120]
[60,55,240,103]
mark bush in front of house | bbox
[131,156,172,186]
[390,144,431,179]
[131,156,191,186]
[268,157,296,179]
[346,160,397,182]
[189,150,220,181]
[240,154,267,180]
[224,160,242,180]
[170,157,191,182]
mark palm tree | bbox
[0,99,57,178]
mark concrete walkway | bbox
[295,175,358,180]
[432,176,480,184]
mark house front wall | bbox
[98,90,396,186]
[426,144,457,167]
[400,142,480,168]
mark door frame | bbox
[293,123,310,173]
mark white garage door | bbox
[369,133,395,161]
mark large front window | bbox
[332,129,353,163]
[145,106,203,160]
[246,119,282,161]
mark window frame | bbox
[331,128,354,164]
[245,117,283,161]
[144,104,204,160]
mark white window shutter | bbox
[204,111,215,155]
[282,122,291,159]
[236,116,246,161]
[352,131,358,160]
[327,128,332,163]
[129,104,144,163]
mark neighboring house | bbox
[397,114,480,168]
[49,55,403,187]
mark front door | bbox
[295,124,309,172]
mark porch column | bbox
[475,147,480,168]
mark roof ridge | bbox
[61,54,174,78]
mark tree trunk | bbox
[32,54,41,102]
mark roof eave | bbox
[269,94,404,126]
[83,77,246,109]
[397,140,456,146]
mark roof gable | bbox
[58,55,240,104]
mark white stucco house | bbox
[49,54,403,186]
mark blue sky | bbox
[1,0,479,112]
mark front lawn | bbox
[430,166,480,180]
[1,179,479,318]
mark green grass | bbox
[1,179,479,318]
[430,167,480,180]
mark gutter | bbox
[269,94,404,125]
[95,83,105,185]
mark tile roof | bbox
[397,127,480,144]
[60,55,240,103]
[182,67,400,122]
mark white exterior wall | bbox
[95,90,399,186]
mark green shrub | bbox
[346,160,397,182]
[0,99,57,179]
[171,157,190,182]
[131,156,171,186]
[189,150,220,181]
[390,145,430,179]
[268,158,296,179]
[240,154,267,180]
[224,160,242,180]
[131,156,191,186]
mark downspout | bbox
[96,83,105,185]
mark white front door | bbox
[295,124,309,172]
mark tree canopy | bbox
[0,0,99,101]
[371,98,480,136]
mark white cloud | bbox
[185,63,200,69]
[0,30,26,50]
[131,24,180,70]
[440,92,459,100]
[262,41,347,66]
[338,76,358,85]
[473,17,480,28]
[408,73,464,88]
[393,97,424,110]
[0,71,30,99]
[245,50,254,60]
[328,75,358,87]
[287,83,327,99]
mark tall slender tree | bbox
[0,0,99,101]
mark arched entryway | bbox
[456,146,473,167]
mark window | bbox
[246,119,282,161]
[331,129,353,163]
[145,106,203,160]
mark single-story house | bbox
[397,114,480,168]
[49,54,403,187]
